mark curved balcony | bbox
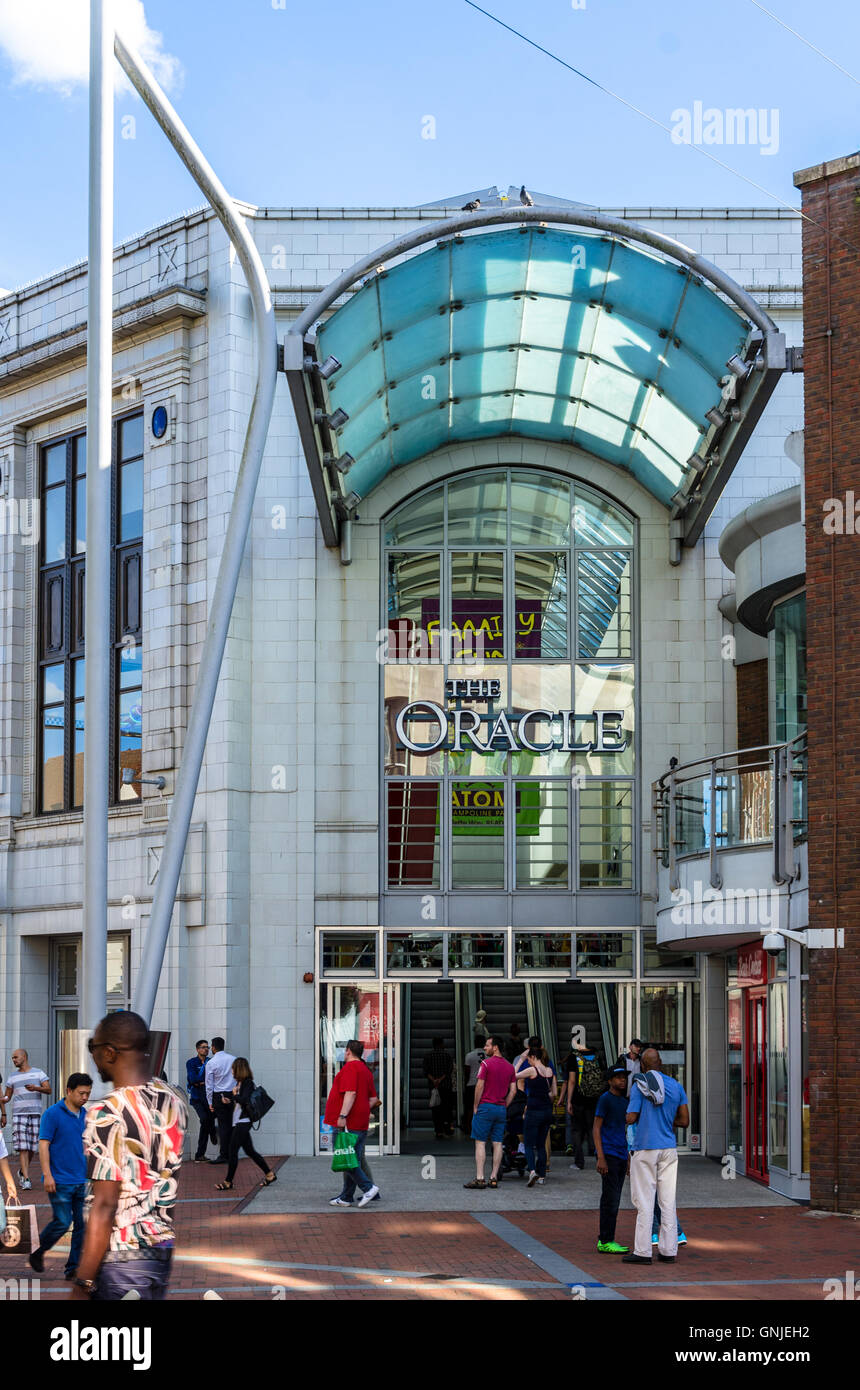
[651,735,807,951]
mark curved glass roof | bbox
[316,225,752,506]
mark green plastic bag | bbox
[331,1130,360,1172]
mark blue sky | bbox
[1,0,858,290]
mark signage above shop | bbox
[395,694,629,756]
[737,943,768,987]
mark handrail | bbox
[653,732,807,893]
[654,732,807,791]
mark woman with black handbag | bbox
[214,1059,277,1191]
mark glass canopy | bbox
[316,225,752,506]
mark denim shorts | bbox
[471,1102,507,1143]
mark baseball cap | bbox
[607,1065,628,1080]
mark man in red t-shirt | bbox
[324,1039,381,1208]
[464,1036,517,1189]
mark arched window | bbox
[382,470,635,895]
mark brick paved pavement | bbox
[2,1155,856,1301]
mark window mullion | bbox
[63,437,73,811]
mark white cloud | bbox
[0,0,182,95]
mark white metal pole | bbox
[113,34,278,1024]
[82,0,113,1033]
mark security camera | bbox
[762,932,783,957]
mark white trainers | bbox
[357,1185,380,1208]
[527,1170,538,1187]
[329,1197,353,1208]
[537,1177,545,1185]
[21,1178,32,1191]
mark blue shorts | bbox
[471,1103,507,1143]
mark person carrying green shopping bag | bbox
[323,1040,381,1209]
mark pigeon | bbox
[461,198,481,211]
[520,185,534,207]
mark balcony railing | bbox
[652,733,807,893]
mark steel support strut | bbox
[113,33,278,1023]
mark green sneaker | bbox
[597,1240,630,1254]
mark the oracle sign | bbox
[395,677,629,756]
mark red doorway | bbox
[745,987,768,1182]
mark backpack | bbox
[578,1056,603,1098]
[245,1084,275,1125]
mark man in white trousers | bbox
[622,1047,689,1265]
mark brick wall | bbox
[736,659,769,751]
[795,152,860,1211]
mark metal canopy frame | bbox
[283,206,784,557]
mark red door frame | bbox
[745,987,769,1182]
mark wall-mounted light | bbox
[318,355,342,379]
[122,768,166,790]
[316,407,349,430]
[705,406,726,428]
[725,354,748,378]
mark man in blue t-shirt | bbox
[593,1065,631,1253]
[623,1047,689,1264]
[28,1072,92,1279]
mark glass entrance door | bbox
[745,988,768,1181]
[317,983,399,1155]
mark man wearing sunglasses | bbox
[69,1011,186,1302]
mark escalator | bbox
[476,983,530,1050]
[402,980,619,1144]
[552,981,618,1067]
[403,981,456,1130]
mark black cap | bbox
[607,1065,628,1080]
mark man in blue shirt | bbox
[28,1072,92,1279]
[623,1047,689,1264]
[186,1039,219,1162]
[593,1065,631,1253]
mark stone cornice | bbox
[0,286,207,387]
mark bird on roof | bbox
[461,198,481,211]
[520,185,534,206]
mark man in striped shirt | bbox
[2,1049,51,1190]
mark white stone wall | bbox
[0,201,804,1155]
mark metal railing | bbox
[652,733,807,894]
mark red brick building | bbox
[795,152,860,1212]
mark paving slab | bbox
[246,1153,795,1214]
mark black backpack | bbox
[246,1084,275,1125]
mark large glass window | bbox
[639,983,690,1140]
[51,934,129,1086]
[770,592,806,743]
[38,417,143,813]
[383,471,635,892]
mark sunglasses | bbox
[87,1039,134,1055]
